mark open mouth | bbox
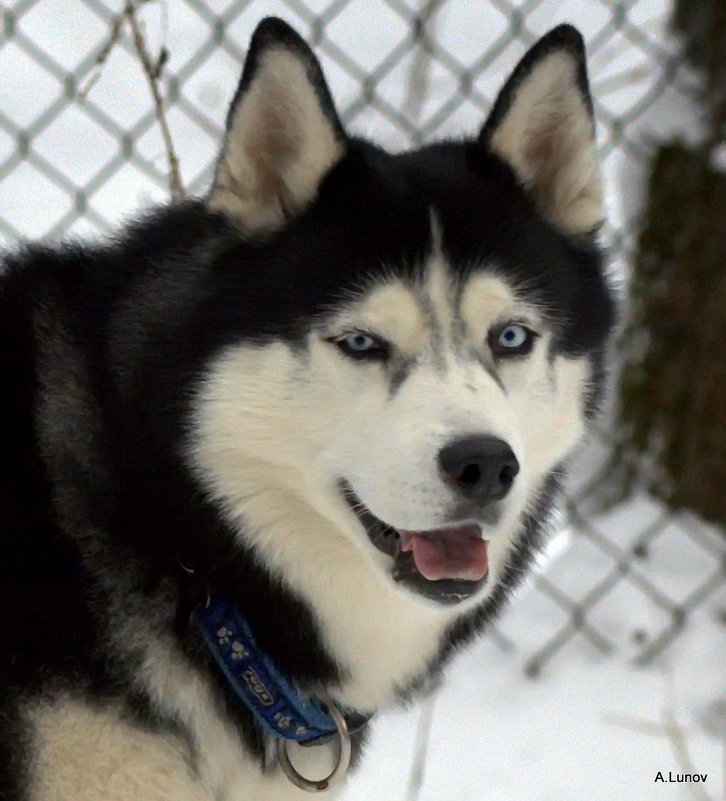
[340,481,488,605]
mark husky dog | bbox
[0,17,615,801]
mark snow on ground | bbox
[1,2,723,799]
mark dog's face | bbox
[187,20,614,609]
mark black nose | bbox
[438,435,519,504]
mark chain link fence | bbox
[1,0,723,673]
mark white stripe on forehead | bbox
[423,210,454,353]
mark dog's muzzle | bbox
[340,481,489,605]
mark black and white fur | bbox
[0,18,615,800]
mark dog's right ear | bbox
[209,18,347,233]
[480,25,603,237]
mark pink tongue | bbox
[400,525,488,581]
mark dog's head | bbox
[187,19,615,608]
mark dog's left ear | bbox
[480,25,603,237]
[209,18,347,233]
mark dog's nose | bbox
[438,435,519,503]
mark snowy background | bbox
[0,1,724,799]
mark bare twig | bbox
[602,711,696,738]
[662,669,714,801]
[79,1,183,201]
[124,0,184,201]
[77,12,126,101]
[77,0,156,101]
[406,679,441,801]
[603,669,715,801]
[662,708,713,801]
[603,712,714,801]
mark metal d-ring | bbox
[276,703,352,793]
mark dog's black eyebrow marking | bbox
[387,358,413,398]
[452,272,467,333]
[546,335,561,365]
[474,353,507,393]
[450,315,467,348]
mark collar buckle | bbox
[276,701,352,792]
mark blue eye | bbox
[499,325,528,348]
[345,333,376,351]
[489,324,536,356]
[333,331,390,361]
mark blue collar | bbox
[194,598,367,744]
